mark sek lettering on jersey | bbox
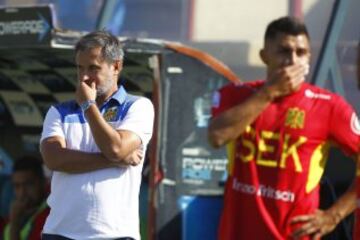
[237,108,307,172]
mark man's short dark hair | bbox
[264,16,309,41]
[13,156,45,181]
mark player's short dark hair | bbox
[264,16,309,42]
[13,156,45,181]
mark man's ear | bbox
[113,60,123,74]
[259,49,268,65]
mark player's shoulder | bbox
[53,100,79,115]
[303,83,345,103]
[125,94,153,107]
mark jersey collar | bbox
[110,85,127,104]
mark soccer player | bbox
[208,16,359,239]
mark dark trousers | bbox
[42,234,135,240]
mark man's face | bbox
[12,170,44,208]
[261,33,311,73]
[75,47,121,97]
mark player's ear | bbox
[260,49,268,65]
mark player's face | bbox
[12,171,44,207]
[76,47,121,97]
[261,33,311,73]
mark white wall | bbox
[192,0,288,65]
[193,0,288,42]
[191,0,331,68]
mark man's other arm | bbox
[208,64,307,148]
[84,98,153,165]
[40,136,141,173]
[291,157,358,239]
[291,183,356,239]
[208,87,274,148]
[85,104,142,163]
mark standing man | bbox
[0,156,49,240]
[40,31,154,239]
[208,16,359,239]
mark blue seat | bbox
[0,175,14,218]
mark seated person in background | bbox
[0,156,50,240]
